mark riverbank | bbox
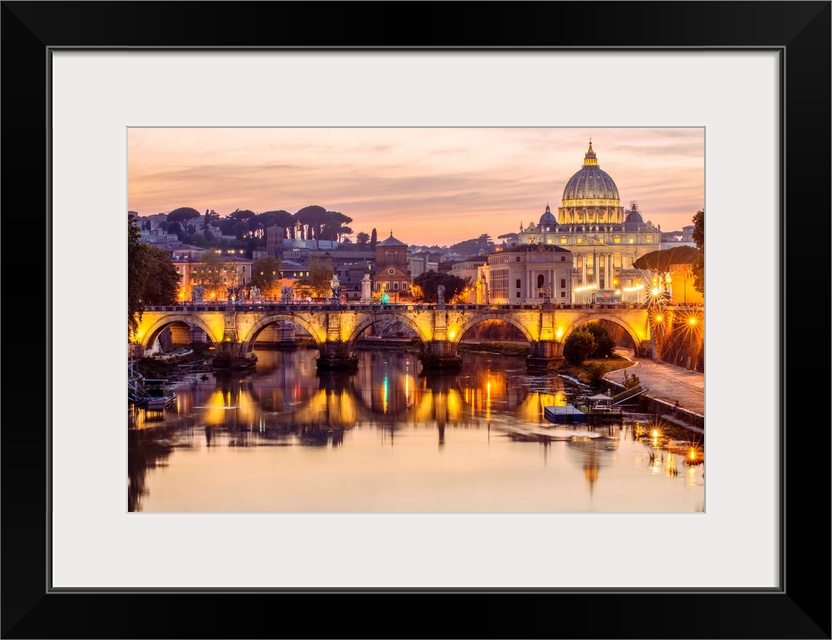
[549,356,632,386]
[458,341,530,357]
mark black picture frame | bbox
[2,2,829,638]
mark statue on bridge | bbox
[437,284,445,308]
[281,285,293,304]
[191,284,205,303]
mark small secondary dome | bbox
[539,204,556,227]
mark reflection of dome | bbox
[539,203,556,227]
[562,141,621,204]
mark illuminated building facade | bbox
[496,142,662,303]
[481,244,573,304]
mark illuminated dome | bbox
[562,141,620,203]
[557,141,625,225]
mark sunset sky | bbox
[128,127,704,247]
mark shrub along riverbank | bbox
[550,356,632,386]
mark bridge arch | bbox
[140,314,220,351]
[242,314,326,352]
[453,313,536,345]
[345,312,432,350]
[561,312,645,350]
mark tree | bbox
[188,231,208,247]
[168,207,201,224]
[563,329,596,365]
[128,214,149,337]
[251,256,283,296]
[142,245,181,305]
[228,208,256,222]
[450,234,495,257]
[370,228,378,248]
[295,205,329,247]
[192,249,228,299]
[412,271,468,303]
[632,246,700,273]
[583,321,615,358]
[203,209,220,228]
[166,221,184,240]
[692,208,704,294]
[250,211,281,238]
[301,258,335,297]
[356,231,370,248]
[128,215,181,337]
[261,210,296,238]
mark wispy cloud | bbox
[129,127,704,245]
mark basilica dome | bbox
[561,141,621,204]
[557,142,625,225]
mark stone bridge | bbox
[133,301,656,371]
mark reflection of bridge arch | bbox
[563,313,643,349]
[242,314,325,351]
[454,313,536,344]
[346,312,431,349]
[141,314,220,350]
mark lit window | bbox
[577,238,583,244]
[646,235,653,243]
[628,238,634,244]
[614,236,621,244]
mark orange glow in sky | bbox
[128,127,704,247]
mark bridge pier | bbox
[527,340,562,371]
[316,341,359,372]
[419,340,462,372]
[212,341,257,370]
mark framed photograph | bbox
[3,2,829,638]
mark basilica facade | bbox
[493,142,661,303]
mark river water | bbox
[128,348,704,513]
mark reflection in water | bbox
[129,348,704,513]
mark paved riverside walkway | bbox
[603,349,704,418]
